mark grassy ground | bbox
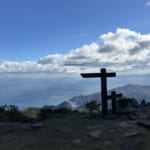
[0,112,150,150]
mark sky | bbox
[0,0,150,107]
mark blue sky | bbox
[0,0,150,107]
[0,0,150,62]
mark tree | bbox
[117,97,138,108]
[85,100,100,113]
[141,99,146,105]
[0,104,30,122]
[7,105,22,122]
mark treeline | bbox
[84,97,147,113]
[37,108,80,120]
[0,105,80,122]
[0,105,30,122]
[0,97,148,122]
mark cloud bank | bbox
[1,28,150,75]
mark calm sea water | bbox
[1,74,149,109]
[0,77,99,109]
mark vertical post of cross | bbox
[110,91,122,114]
[101,68,108,115]
[111,91,117,114]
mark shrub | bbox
[0,105,8,121]
[37,108,74,120]
[117,97,138,108]
[141,99,146,105]
[37,108,53,120]
[0,104,30,122]
[85,100,100,113]
[53,108,73,114]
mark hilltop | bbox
[1,103,150,150]
[43,101,75,110]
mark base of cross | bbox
[107,91,122,114]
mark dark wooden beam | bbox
[80,73,116,78]
[80,73,100,78]
[106,73,116,77]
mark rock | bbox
[103,138,113,144]
[108,128,116,132]
[119,109,136,115]
[104,114,118,120]
[121,139,142,150]
[88,130,101,138]
[118,121,129,127]
[31,123,43,128]
[138,113,148,119]
[86,124,102,129]
[56,125,72,132]
[22,124,32,130]
[128,114,136,120]
[73,139,82,144]
[68,119,80,124]
[22,123,43,130]
[123,130,140,137]
[131,121,138,124]
[0,123,18,134]
[138,121,150,129]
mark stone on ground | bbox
[138,120,150,129]
[22,123,43,130]
[123,130,140,137]
[88,130,101,138]
[103,138,113,144]
[73,139,82,144]
[0,123,18,133]
[118,121,129,127]
[121,139,142,150]
[86,124,102,129]
[56,124,72,132]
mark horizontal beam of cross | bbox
[107,93,122,100]
[80,73,116,78]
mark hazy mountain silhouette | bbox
[43,101,75,110]
[69,84,150,108]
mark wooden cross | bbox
[80,68,116,115]
[107,91,122,114]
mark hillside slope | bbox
[43,101,75,110]
[69,84,150,107]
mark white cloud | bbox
[1,28,150,75]
[146,2,150,6]
[38,54,63,64]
